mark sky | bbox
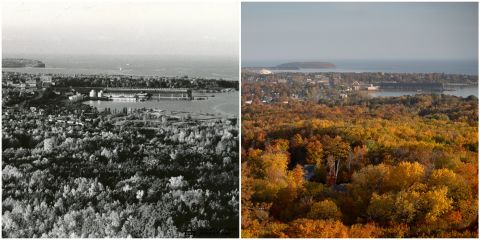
[242,2,478,64]
[2,0,239,58]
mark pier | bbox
[105,88,192,100]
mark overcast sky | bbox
[3,0,239,58]
[242,2,478,63]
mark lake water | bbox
[367,86,478,98]
[3,54,239,80]
[85,91,239,117]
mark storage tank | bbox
[89,89,97,97]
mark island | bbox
[2,58,45,68]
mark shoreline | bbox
[84,91,239,118]
[2,68,239,81]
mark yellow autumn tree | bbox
[305,139,323,165]
[286,219,349,238]
[388,161,425,191]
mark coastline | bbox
[2,67,239,81]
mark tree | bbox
[241,162,255,229]
[262,152,289,184]
[349,164,391,212]
[388,162,424,191]
[350,145,368,171]
[305,139,323,165]
[348,222,383,238]
[423,186,453,223]
[287,165,305,191]
[321,135,350,163]
[367,185,453,226]
[286,219,349,238]
[428,168,471,202]
[307,199,342,220]
[322,136,350,185]
[290,134,306,165]
[269,185,302,222]
[266,139,289,153]
[263,222,289,237]
[326,155,341,185]
[367,192,395,223]
[269,165,306,222]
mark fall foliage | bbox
[241,94,478,238]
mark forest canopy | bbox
[241,94,478,238]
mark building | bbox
[136,93,149,101]
[26,79,37,88]
[89,89,97,98]
[367,84,379,91]
[40,75,53,87]
[68,93,84,102]
[259,69,272,75]
[152,89,191,100]
[352,81,361,91]
[97,90,104,98]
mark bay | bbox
[367,86,478,98]
[85,91,239,117]
[3,54,239,80]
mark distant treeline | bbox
[3,71,239,90]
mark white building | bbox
[97,90,104,98]
[40,75,53,87]
[89,89,97,98]
[26,79,37,88]
[352,81,361,91]
[367,84,379,91]
[40,75,52,82]
[68,93,84,102]
[259,69,272,75]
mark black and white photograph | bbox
[2,0,239,237]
